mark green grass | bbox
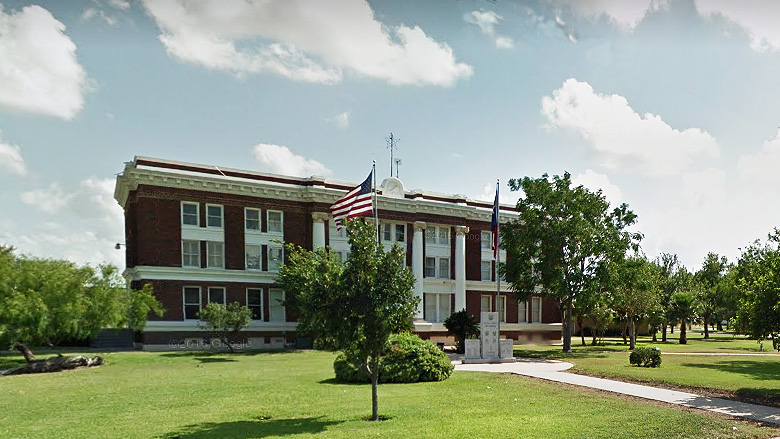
[1,350,778,439]
[514,331,780,406]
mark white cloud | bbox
[252,143,332,177]
[572,169,623,206]
[564,0,668,31]
[21,178,123,228]
[466,10,515,49]
[331,111,349,129]
[81,7,118,26]
[0,5,87,119]
[108,0,131,11]
[477,183,512,205]
[0,133,27,176]
[142,0,472,86]
[541,78,719,176]
[737,129,780,183]
[695,0,780,51]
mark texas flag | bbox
[491,182,499,260]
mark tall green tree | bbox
[671,291,697,344]
[695,252,729,339]
[502,172,641,352]
[653,253,684,342]
[278,219,417,420]
[733,230,780,350]
[608,255,660,350]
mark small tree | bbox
[197,302,252,352]
[696,252,729,339]
[444,309,479,354]
[671,291,697,345]
[609,256,659,350]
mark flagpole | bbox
[373,160,379,245]
[495,179,501,349]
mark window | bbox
[395,224,405,242]
[182,240,200,268]
[208,287,225,305]
[424,293,452,323]
[246,245,261,270]
[481,261,492,281]
[382,222,405,242]
[269,289,285,322]
[438,257,450,279]
[183,287,201,320]
[426,226,450,246]
[518,300,528,323]
[245,208,260,231]
[206,204,223,228]
[267,210,283,233]
[499,295,507,323]
[182,202,199,226]
[481,231,492,250]
[268,246,283,272]
[383,223,392,241]
[247,288,263,320]
[532,297,542,323]
[207,241,224,268]
[425,257,449,279]
[425,257,436,278]
[481,294,492,313]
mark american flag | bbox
[331,171,374,229]
[491,183,499,260]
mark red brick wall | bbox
[224,205,245,270]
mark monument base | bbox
[461,357,517,364]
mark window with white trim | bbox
[531,296,542,323]
[381,222,406,243]
[424,293,452,323]
[268,245,283,272]
[424,256,450,279]
[438,257,450,279]
[481,261,492,281]
[499,295,506,323]
[518,300,528,323]
[480,294,492,314]
[481,231,492,250]
[206,241,224,268]
[183,286,201,320]
[269,289,285,322]
[208,287,225,305]
[182,202,199,226]
[267,210,283,233]
[245,208,260,231]
[247,288,263,320]
[425,226,450,246]
[182,240,200,268]
[206,204,223,228]
[246,245,261,270]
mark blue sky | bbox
[1,0,780,272]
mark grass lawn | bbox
[514,331,780,406]
[1,349,779,439]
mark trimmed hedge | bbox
[629,347,662,368]
[333,333,453,383]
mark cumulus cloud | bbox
[142,0,473,86]
[252,143,332,177]
[0,133,27,176]
[108,0,131,10]
[0,5,87,119]
[572,169,623,206]
[564,0,668,31]
[477,183,512,205]
[466,10,515,49]
[541,78,719,176]
[737,129,780,183]
[331,111,349,129]
[81,7,118,26]
[695,0,780,51]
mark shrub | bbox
[444,310,479,354]
[629,347,662,368]
[333,333,453,383]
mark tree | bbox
[277,219,417,420]
[733,230,780,350]
[695,252,729,339]
[671,291,697,344]
[502,172,642,352]
[444,309,479,354]
[653,253,684,342]
[198,302,252,352]
[608,256,659,350]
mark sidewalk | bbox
[454,358,780,426]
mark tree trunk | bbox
[12,342,35,363]
[662,323,667,342]
[621,321,628,345]
[670,324,674,334]
[562,300,572,353]
[717,320,723,331]
[703,314,710,339]
[652,327,657,343]
[577,315,585,346]
[680,320,687,344]
[591,333,598,346]
[629,318,636,350]
[369,355,380,421]
[1,355,103,376]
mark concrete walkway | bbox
[454,358,780,426]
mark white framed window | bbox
[424,293,452,323]
[532,297,542,323]
[206,204,223,228]
[181,202,199,226]
[183,286,201,320]
[245,208,261,231]
[481,294,492,314]
[425,226,450,246]
[182,240,200,268]
[518,300,528,323]
[208,287,225,305]
[481,231,492,250]
[381,222,406,243]
[425,257,450,279]
[481,261,492,281]
[425,257,436,277]
[247,288,263,320]
[269,289,285,322]
[206,241,224,268]
[245,245,261,270]
[499,295,507,323]
[268,246,283,272]
[267,210,283,233]
[438,257,450,279]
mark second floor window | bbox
[182,240,200,268]
[246,245,261,270]
[481,261,492,281]
[182,202,199,226]
[382,223,405,243]
[268,211,283,233]
[481,231,492,250]
[268,246,283,272]
[245,208,260,231]
[425,257,450,279]
[426,226,450,246]
[207,205,223,228]
[247,288,263,320]
[207,241,224,268]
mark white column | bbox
[454,225,468,312]
[311,212,328,250]
[412,221,426,320]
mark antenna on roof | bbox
[394,158,402,178]
[385,132,399,178]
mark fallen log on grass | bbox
[0,355,103,376]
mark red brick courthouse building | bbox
[114,157,562,350]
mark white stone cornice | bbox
[124,266,280,283]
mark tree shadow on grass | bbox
[158,416,342,439]
[681,360,780,381]
[160,350,303,359]
[513,346,622,360]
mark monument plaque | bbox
[480,312,499,359]
[465,339,481,360]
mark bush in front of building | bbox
[334,333,453,383]
[629,347,662,367]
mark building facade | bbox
[114,157,561,350]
